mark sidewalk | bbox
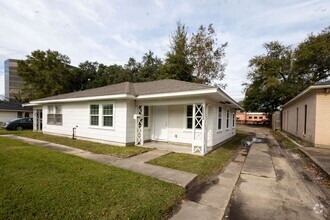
[169,145,248,220]
[299,147,330,176]
[226,129,327,220]
[1,134,197,188]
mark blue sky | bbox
[0,0,329,100]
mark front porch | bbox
[134,99,210,155]
[143,141,212,155]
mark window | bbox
[232,112,236,127]
[304,105,307,134]
[296,108,299,133]
[47,105,62,125]
[17,112,23,118]
[186,105,202,129]
[24,112,29,117]
[90,105,99,126]
[103,104,113,127]
[254,116,257,119]
[287,111,289,129]
[186,105,193,129]
[143,106,149,127]
[218,107,222,130]
[248,116,252,119]
[259,116,263,119]
[226,110,230,128]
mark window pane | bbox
[144,106,149,116]
[103,116,113,127]
[103,104,113,115]
[187,118,192,129]
[48,105,54,114]
[144,117,148,127]
[218,107,222,117]
[55,105,62,114]
[90,105,99,115]
[55,114,62,124]
[187,105,193,117]
[47,114,55,124]
[218,118,222,130]
[91,116,99,126]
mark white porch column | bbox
[192,103,207,155]
[135,105,144,146]
[33,108,37,131]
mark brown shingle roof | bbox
[34,79,214,102]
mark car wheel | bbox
[16,126,23,131]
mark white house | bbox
[0,102,33,122]
[25,79,242,155]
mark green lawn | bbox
[4,130,152,158]
[0,137,184,219]
[148,131,250,181]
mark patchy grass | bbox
[13,131,152,158]
[0,127,22,135]
[148,131,250,181]
[271,131,298,149]
[0,137,184,219]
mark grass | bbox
[0,128,152,158]
[0,137,184,219]
[148,131,250,181]
[271,130,299,149]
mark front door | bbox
[153,106,168,141]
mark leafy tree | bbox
[294,26,330,85]
[189,24,227,87]
[17,50,74,101]
[137,51,163,82]
[161,22,194,81]
[243,27,330,113]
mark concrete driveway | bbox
[226,126,329,219]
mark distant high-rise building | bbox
[4,59,24,100]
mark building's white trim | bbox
[137,88,217,99]
[30,94,135,104]
[283,84,330,108]
[216,89,243,110]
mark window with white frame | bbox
[218,107,222,130]
[90,105,99,126]
[226,109,230,129]
[232,112,235,127]
[47,105,62,125]
[144,106,149,127]
[103,104,113,127]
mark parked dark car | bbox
[2,118,33,130]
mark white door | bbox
[153,106,168,141]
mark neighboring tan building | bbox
[236,112,269,125]
[282,80,330,149]
[4,59,24,100]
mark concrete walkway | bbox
[226,128,328,220]
[169,145,248,220]
[1,134,197,188]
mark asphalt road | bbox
[225,126,329,220]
